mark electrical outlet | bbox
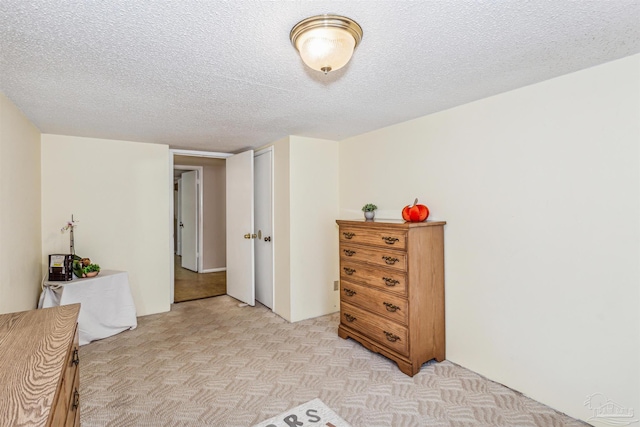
[334,280,339,291]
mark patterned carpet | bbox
[79,296,587,427]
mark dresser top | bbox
[0,304,80,426]
[336,219,446,229]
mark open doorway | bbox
[168,148,274,308]
[173,155,227,302]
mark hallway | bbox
[174,256,226,302]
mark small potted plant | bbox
[362,203,378,221]
[82,263,101,278]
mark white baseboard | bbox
[201,267,226,273]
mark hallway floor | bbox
[174,255,226,302]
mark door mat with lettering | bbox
[252,398,352,427]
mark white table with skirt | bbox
[38,269,137,345]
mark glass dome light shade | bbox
[290,15,363,74]
[296,27,356,73]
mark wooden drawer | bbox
[66,371,80,427]
[341,302,408,355]
[340,280,408,326]
[66,328,80,426]
[62,328,79,406]
[51,326,79,426]
[340,243,407,271]
[340,260,407,296]
[339,227,407,250]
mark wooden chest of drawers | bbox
[337,219,445,376]
[0,304,81,426]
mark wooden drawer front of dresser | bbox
[341,281,408,325]
[341,302,408,355]
[340,227,407,250]
[340,244,407,271]
[62,328,79,409]
[52,326,80,426]
[66,369,80,426]
[66,326,80,426]
[341,261,407,295]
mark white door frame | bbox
[169,149,232,304]
[175,166,202,272]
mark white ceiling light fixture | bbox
[290,14,363,75]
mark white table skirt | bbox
[38,270,137,345]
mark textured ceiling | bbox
[1,1,639,153]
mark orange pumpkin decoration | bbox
[402,198,430,222]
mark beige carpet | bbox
[79,296,587,427]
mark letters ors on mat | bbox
[252,398,352,427]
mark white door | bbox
[226,150,255,306]
[180,170,198,272]
[254,149,274,309]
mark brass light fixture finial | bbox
[290,14,363,74]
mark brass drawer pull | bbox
[383,302,400,312]
[343,288,356,297]
[382,277,399,287]
[344,313,357,323]
[343,232,355,239]
[343,267,356,275]
[72,348,79,366]
[343,249,356,256]
[72,389,80,410]
[382,236,399,245]
[382,256,399,265]
[383,331,401,342]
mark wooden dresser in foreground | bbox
[337,219,446,376]
[0,304,81,426]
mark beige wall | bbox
[271,136,340,322]
[339,54,640,422]
[41,134,171,316]
[0,93,42,314]
[174,155,226,270]
[289,136,340,321]
[272,137,292,320]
